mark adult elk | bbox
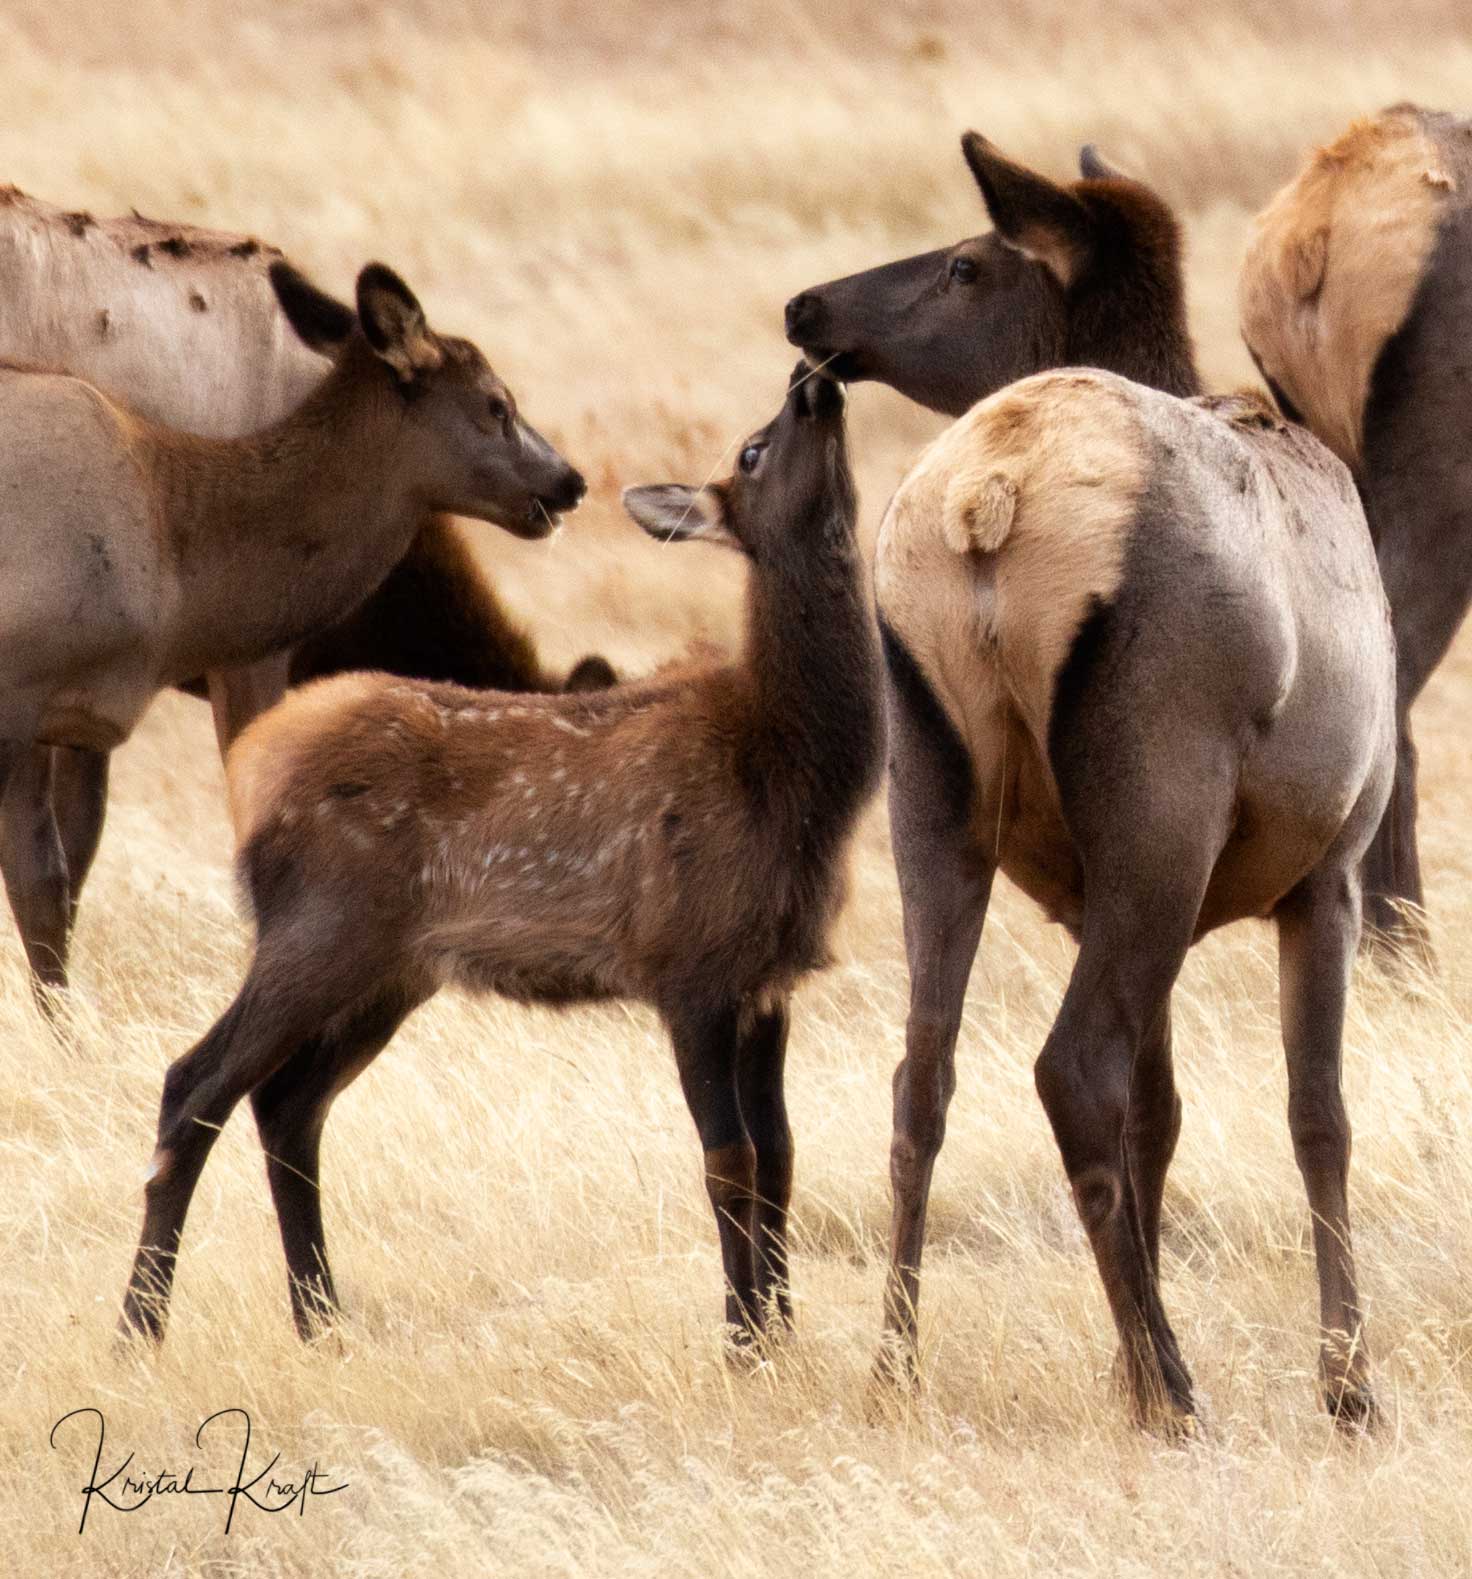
[1241,103,1472,952]
[790,135,1393,1428]
[119,363,883,1350]
[0,260,585,977]
[0,187,609,1006]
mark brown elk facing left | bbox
[119,363,884,1349]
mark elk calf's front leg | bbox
[670,1004,761,1341]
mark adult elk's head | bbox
[784,136,1197,415]
[270,261,586,539]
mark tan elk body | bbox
[790,134,1395,1428]
[1241,103,1472,944]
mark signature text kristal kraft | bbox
[50,1407,348,1534]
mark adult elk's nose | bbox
[784,290,825,345]
[548,467,587,514]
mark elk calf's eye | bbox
[949,256,978,284]
[488,397,509,425]
[739,443,765,474]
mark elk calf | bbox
[792,133,1394,1428]
[0,260,585,992]
[119,364,883,1348]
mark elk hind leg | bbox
[249,987,421,1339]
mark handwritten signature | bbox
[49,1407,347,1534]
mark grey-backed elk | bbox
[797,134,1393,1428]
[0,187,607,1007]
[119,364,884,1348]
[1241,103,1472,952]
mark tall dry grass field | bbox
[5,2,1472,1573]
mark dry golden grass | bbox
[5,2,1472,1573]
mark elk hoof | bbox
[864,1334,922,1423]
[1326,1379,1380,1433]
[722,1322,767,1373]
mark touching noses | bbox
[784,290,825,344]
[549,466,588,514]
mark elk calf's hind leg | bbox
[736,998,795,1328]
[0,743,72,1009]
[1276,867,1376,1427]
[250,989,420,1339]
[120,974,339,1343]
[669,1003,761,1343]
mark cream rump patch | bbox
[1240,104,1456,470]
[876,370,1147,753]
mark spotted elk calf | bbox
[119,364,883,1350]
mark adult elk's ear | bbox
[268,261,356,354]
[355,263,444,382]
[961,131,1093,288]
[622,484,741,551]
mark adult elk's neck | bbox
[1063,188,1202,398]
[741,502,884,842]
[154,340,423,678]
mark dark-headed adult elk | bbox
[0,187,609,1006]
[789,134,1394,1429]
[119,363,884,1350]
[1241,103,1472,953]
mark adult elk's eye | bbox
[739,443,765,475]
[488,397,509,427]
[949,255,978,285]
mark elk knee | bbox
[143,1147,173,1187]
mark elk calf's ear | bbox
[622,484,740,550]
[356,263,443,381]
[962,131,1093,288]
[942,466,1018,554]
[269,261,356,353]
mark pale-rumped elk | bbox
[791,134,1394,1428]
[1241,103,1472,953]
[0,258,587,993]
[119,363,883,1349]
[0,187,609,1005]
